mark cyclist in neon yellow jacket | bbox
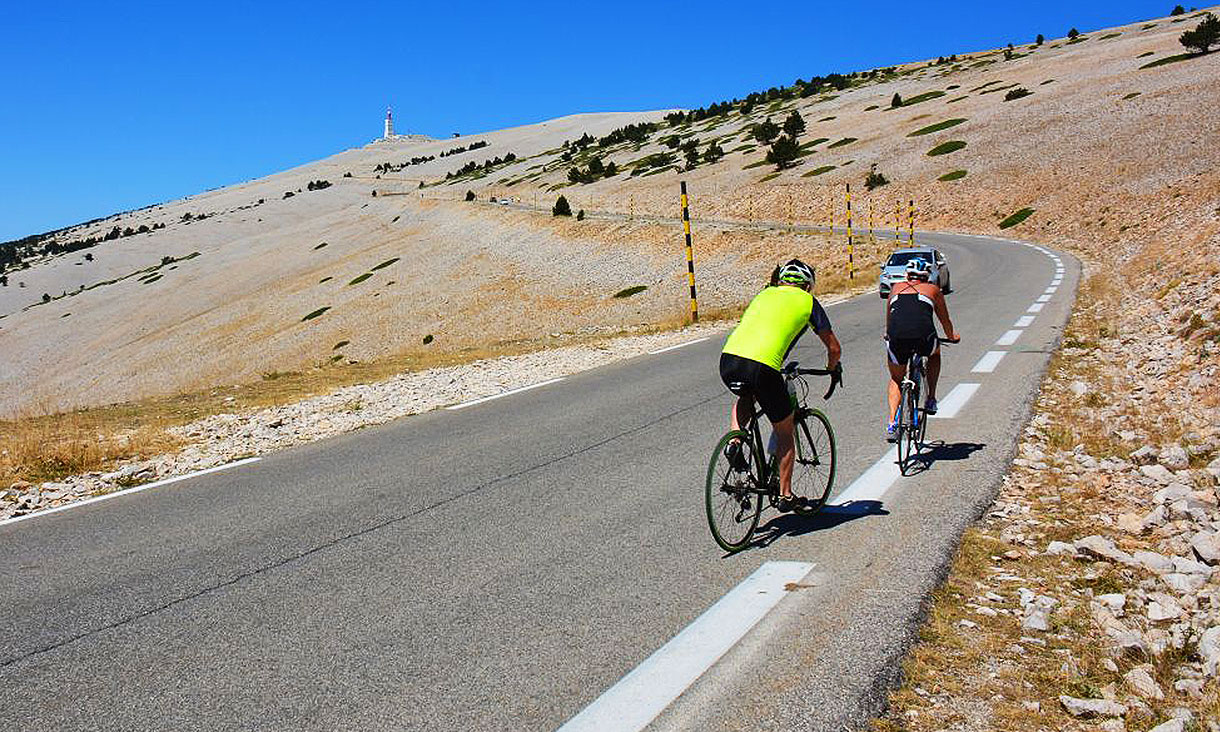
[719,259,842,513]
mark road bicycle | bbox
[705,362,841,552]
[893,336,958,474]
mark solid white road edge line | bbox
[1015,315,1036,328]
[555,560,815,732]
[0,457,263,528]
[972,350,1007,373]
[931,383,981,419]
[996,329,1023,346]
[446,378,566,410]
[649,337,710,355]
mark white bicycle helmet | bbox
[777,258,814,288]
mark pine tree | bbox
[1180,12,1219,53]
[765,135,800,170]
[782,110,806,137]
[552,195,572,217]
[891,92,903,108]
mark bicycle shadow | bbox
[743,500,890,551]
[903,441,987,476]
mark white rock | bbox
[1099,721,1125,732]
[1123,665,1164,700]
[1022,594,1058,631]
[1159,445,1190,471]
[1131,445,1160,465]
[1172,556,1214,575]
[1143,464,1180,484]
[1190,531,1220,565]
[1133,550,1175,574]
[1096,593,1127,615]
[1059,695,1126,718]
[1075,535,1136,566]
[1045,540,1076,555]
[1162,573,1206,593]
[1200,626,1220,677]
[1149,720,1185,732]
[1153,484,1192,504]
[1173,678,1204,698]
[1147,594,1183,622]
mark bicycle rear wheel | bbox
[897,386,919,474]
[705,430,763,552]
[791,410,836,515]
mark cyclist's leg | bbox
[924,336,943,401]
[772,413,796,497]
[885,340,908,427]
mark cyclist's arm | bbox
[818,329,842,370]
[931,287,959,341]
[809,299,840,370]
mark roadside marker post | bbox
[908,199,915,247]
[846,183,854,280]
[894,200,901,248]
[680,181,698,323]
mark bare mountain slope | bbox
[1,10,1217,417]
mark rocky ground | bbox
[874,205,1220,727]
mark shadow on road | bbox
[742,500,890,552]
[903,441,986,476]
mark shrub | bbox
[1171,5,1185,15]
[1036,33,1044,45]
[42,293,51,303]
[552,195,572,217]
[1068,28,1080,39]
[908,118,967,136]
[927,140,967,156]
[864,164,889,190]
[0,276,6,286]
[663,135,681,149]
[765,135,801,170]
[891,92,903,108]
[938,169,968,181]
[84,252,93,261]
[1004,87,1032,101]
[614,285,647,298]
[605,161,618,177]
[1180,12,1219,53]
[703,141,725,164]
[465,190,476,201]
[782,110,806,137]
[284,191,295,199]
[998,208,1035,229]
[576,209,585,221]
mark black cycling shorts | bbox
[719,353,792,423]
[886,333,938,366]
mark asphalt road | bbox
[0,232,1077,731]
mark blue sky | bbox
[0,1,1184,241]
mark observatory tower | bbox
[384,107,394,140]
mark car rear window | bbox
[885,252,932,267]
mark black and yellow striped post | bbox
[846,183,854,280]
[826,190,833,233]
[894,200,901,248]
[907,199,915,247]
[680,181,698,323]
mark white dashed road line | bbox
[556,560,815,732]
[930,382,981,419]
[971,350,1007,374]
[0,458,263,528]
[1027,303,1045,313]
[446,378,566,410]
[996,329,1023,346]
[1014,315,1035,328]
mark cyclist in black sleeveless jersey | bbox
[884,259,959,441]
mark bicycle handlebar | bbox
[783,362,844,400]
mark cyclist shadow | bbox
[904,441,987,476]
[746,500,890,550]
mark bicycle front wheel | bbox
[792,410,836,515]
[705,430,762,552]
